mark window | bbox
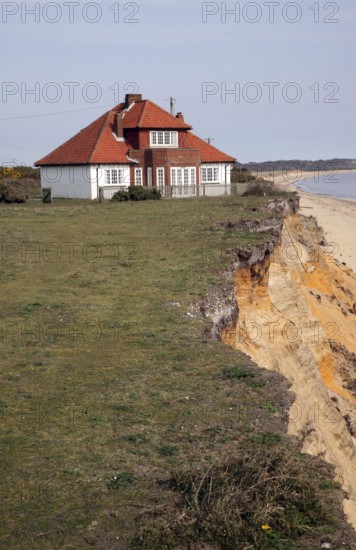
[201,166,220,183]
[111,171,118,184]
[150,131,178,147]
[104,168,125,185]
[147,167,152,187]
[171,167,196,186]
[134,168,142,186]
[157,167,165,189]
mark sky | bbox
[1,0,355,165]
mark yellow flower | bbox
[261,524,270,531]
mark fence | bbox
[167,183,249,197]
[99,186,127,200]
[99,183,250,200]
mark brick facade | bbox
[129,140,201,187]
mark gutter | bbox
[96,165,100,200]
[126,155,139,164]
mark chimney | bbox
[176,112,184,122]
[114,112,124,139]
[124,93,142,108]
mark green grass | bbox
[223,365,256,380]
[0,195,354,549]
[107,471,137,490]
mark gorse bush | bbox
[111,186,162,202]
[0,182,28,203]
[0,166,40,181]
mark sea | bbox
[296,171,356,200]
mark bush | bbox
[128,186,162,201]
[111,189,129,202]
[111,186,162,202]
[0,182,28,203]
[231,167,258,184]
[243,180,278,197]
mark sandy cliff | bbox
[213,205,356,528]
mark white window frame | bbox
[171,167,196,186]
[147,167,152,187]
[150,131,178,148]
[134,168,142,186]
[156,167,165,189]
[104,168,125,185]
[201,166,220,183]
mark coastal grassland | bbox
[0,195,354,549]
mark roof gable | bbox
[122,100,192,129]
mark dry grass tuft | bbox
[134,445,339,549]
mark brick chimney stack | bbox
[176,112,184,122]
[114,112,124,139]
[125,93,142,108]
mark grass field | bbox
[0,195,354,549]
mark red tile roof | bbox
[123,99,192,129]
[35,98,235,166]
[183,132,236,163]
[35,108,130,166]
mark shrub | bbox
[111,189,129,202]
[0,182,28,203]
[243,180,278,197]
[231,167,257,183]
[128,186,162,201]
[111,186,162,202]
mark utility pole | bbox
[164,97,176,116]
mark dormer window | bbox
[150,131,178,148]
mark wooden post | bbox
[42,188,52,204]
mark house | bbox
[35,94,236,199]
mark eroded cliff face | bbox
[220,212,356,528]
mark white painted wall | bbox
[200,184,231,197]
[40,163,233,199]
[40,164,131,199]
[200,163,233,196]
[40,166,95,199]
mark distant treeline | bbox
[236,158,356,174]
